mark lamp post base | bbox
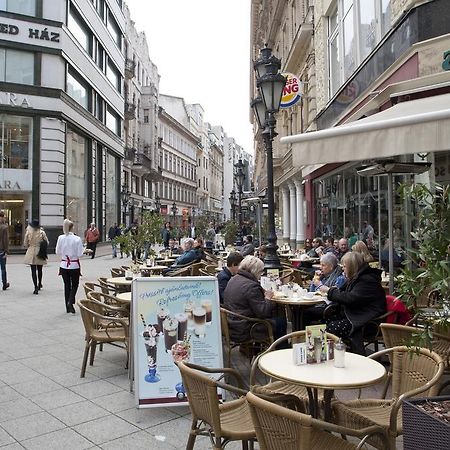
[263,243,282,272]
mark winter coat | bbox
[23,226,49,266]
[223,269,274,342]
[217,267,232,304]
[327,264,386,334]
[241,243,255,257]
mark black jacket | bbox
[217,267,232,304]
[328,264,386,334]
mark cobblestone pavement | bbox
[0,245,410,449]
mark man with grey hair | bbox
[303,252,346,328]
[337,238,349,261]
[172,238,199,267]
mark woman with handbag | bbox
[24,219,49,294]
[56,219,84,314]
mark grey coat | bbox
[223,269,274,342]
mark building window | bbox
[107,11,122,50]
[67,68,89,110]
[144,109,149,123]
[0,115,32,169]
[0,0,35,16]
[105,152,118,230]
[95,93,104,122]
[327,0,392,97]
[0,48,34,85]
[106,106,120,136]
[66,129,87,237]
[106,59,121,92]
[68,4,92,55]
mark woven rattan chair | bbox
[98,277,118,295]
[246,391,378,450]
[332,345,444,450]
[205,264,219,275]
[280,268,294,284]
[87,291,130,310]
[177,360,256,450]
[77,298,129,377]
[83,281,104,297]
[250,331,339,414]
[191,261,207,276]
[220,307,274,367]
[110,267,125,278]
[381,323,450,393]
[163,263,193,277]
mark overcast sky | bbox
[124,0,254,154]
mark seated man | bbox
[193,238,207,260]
[303,253,346,327]
[172,238,200,267]
[217,252,243,304]
[168,238,182,255]
[241,235,255,257]
[322,236,339,257]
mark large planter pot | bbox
[403,395,450,450]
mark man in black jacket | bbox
[217,252,243,303]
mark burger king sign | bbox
[280,73,302,109]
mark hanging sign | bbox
[133,276,223,408]
[280,73,302,108]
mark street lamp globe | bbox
[251,96,266,130]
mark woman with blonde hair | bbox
[24,219,49,294]
[319,251,386,353]
[352,240,374,263]
[223,255,286,343]
[55,219,84,313]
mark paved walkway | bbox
[0,247,217,450]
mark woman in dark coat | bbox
[223,255,285,343]
[320,251,386,353]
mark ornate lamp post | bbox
[120,183,131,226]
[251,46,287,271]
[154,195,161,214]
[229,190,237,221]
[171,201,178,226]
[234,159,246,245]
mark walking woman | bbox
[24,219,49,294]
[56,219,84,314]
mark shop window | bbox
[0,48,34,85]
[0,0,35,16]
[0,115,32,169]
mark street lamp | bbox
[171,201,178,226]
[234,159,246,244]
[120,183,130,226]
[229,190,237,221]
[154,195,161,213]
[251,45,287,271]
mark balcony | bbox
[125,59,136,79]
[132,152,153,177]
[125,146,136,160]
[124,102,136,121]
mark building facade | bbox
[158,94,198,229]
[0,0,125,249]
[251,0,450,249]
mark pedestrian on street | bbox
[0,211,10,290]
[85,222,100,258]
[161,222,172,248]
[23,219,49,295]
[108,223,121,258]
[56,219,84,314]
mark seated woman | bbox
[223,255,286,344]
[352,240,375,263]
[319,251,386,353]
[303,253,346,327]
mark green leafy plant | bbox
[396,183,450,348]
[222,220,239,245]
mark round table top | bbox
[139,265,167,271]
[258,349,386,390]
[116,292,131,302]
[270,294,325,306]
[106,277,133,286]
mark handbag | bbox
[37,234,48,260]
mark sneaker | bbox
[2,282,9,290]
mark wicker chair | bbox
[199,268,213,276]
[110,267,125,278]
[176,360,256,450]
[250,331,339,414]
[190,261,207,276]
[205,264,219,275]
[220,307,274,367]
[98,277,119,295]
[332,345,444,450]
[83,281,104,297]
[164,264,193,277]
[246,391,375,450]
[381,323,450,394]
[87,291,130,310]
[77,298,129,377]
[280,268,294,284]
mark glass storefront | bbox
[105,151,118,231]
[66,129,87,237]
[0,114,33,248]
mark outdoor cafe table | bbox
[258,349,386,420]
[270,293,325,331]
[155,258,177,266]
[139,265,167,275]
[106,277,133,292]
[116,292,131,302]
[289,257,319,269]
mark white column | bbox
[282,185,290,242]
[288,181,297,243]
[295,178,305,245]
